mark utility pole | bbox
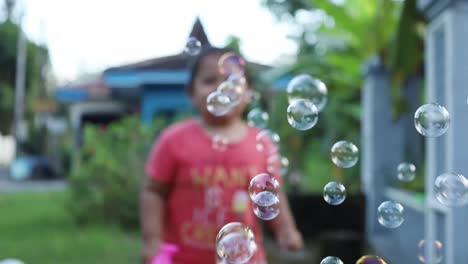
[13,7,27,151]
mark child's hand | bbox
[141,239,160,264]
[277,228,304,251]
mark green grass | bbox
[0,191,141,264]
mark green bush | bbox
[67,115,166,229]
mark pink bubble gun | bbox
[151,243,179,264]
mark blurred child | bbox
[140,46,303,264]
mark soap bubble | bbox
[249,173,280,201]
[227,74,247,87]
[280,156,290,177]
[266,155,279,175]
[217,80,245,107]
[218,52,246,78]
[320,256,343,264]
[287,99,319,130]
[252,191,280,220]
[266,155,290,178]
[184,37,202,56]
[212,135,229,152]
[256,130,280,153]
[331,141,359,168]
[286,74,328,111]
[247,108,269,129]
[414,103,450,137]
[323,181,347,205]
[434,172,468,207]
[216,222,257,264]
[397,162,416,182]
[355,255,387,264]
[377,201,404,228]
[207,91,232,116]
[249,90,261,106]
[417,239,443,263]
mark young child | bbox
[140,47,304,264]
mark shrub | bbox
[67,115,167,229]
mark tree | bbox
[0,0,51,135]
[261,0,425,192]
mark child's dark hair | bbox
[185,46,252,95]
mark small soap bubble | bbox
[218,52,246,78]
[184,37,202,56]
[287,99,319,130]
[434,172,468,207]
[249,173,280,201]
[217,80,245,107]
[323,181,346,205]
[414,103,450,137]
[212,134,229,152]
[249,90,262,106]
[256,130,280,153]
[266,155,290,178]
[252,191,280,220]
[355,255,388,264]
[207,91,232,116]
[331,141,359,168]
[397,162,416,182]
[320,256,344,264]
[216,222,257,264]
[280,156,290,177]
[417,239,443,263]
[287,74,328,111]
[377,201,404,228]
[247,108,269,129]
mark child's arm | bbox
[269,190,304,251]
[140,177,170,264]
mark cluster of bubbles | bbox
[248,173,281,221]
[320,141,360,206]
[414,103,468,208]
[197,38,467,263]
[286,74,327,130]
[207,52,248,117]
[186,38,251,120]
[184,33,468,264]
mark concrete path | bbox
[0,168,67,193]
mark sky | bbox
[17,0,298,83]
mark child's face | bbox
[192,53,250,120]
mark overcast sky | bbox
[16,0,297,83]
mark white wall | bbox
[0,134,16,167]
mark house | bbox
[101,17,212,124]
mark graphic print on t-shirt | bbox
[180,165,260,249]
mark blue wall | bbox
[103,70,189,88]
[141,86,193,125]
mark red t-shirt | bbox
[145,119,280,264]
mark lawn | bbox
[0,191,141,264]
